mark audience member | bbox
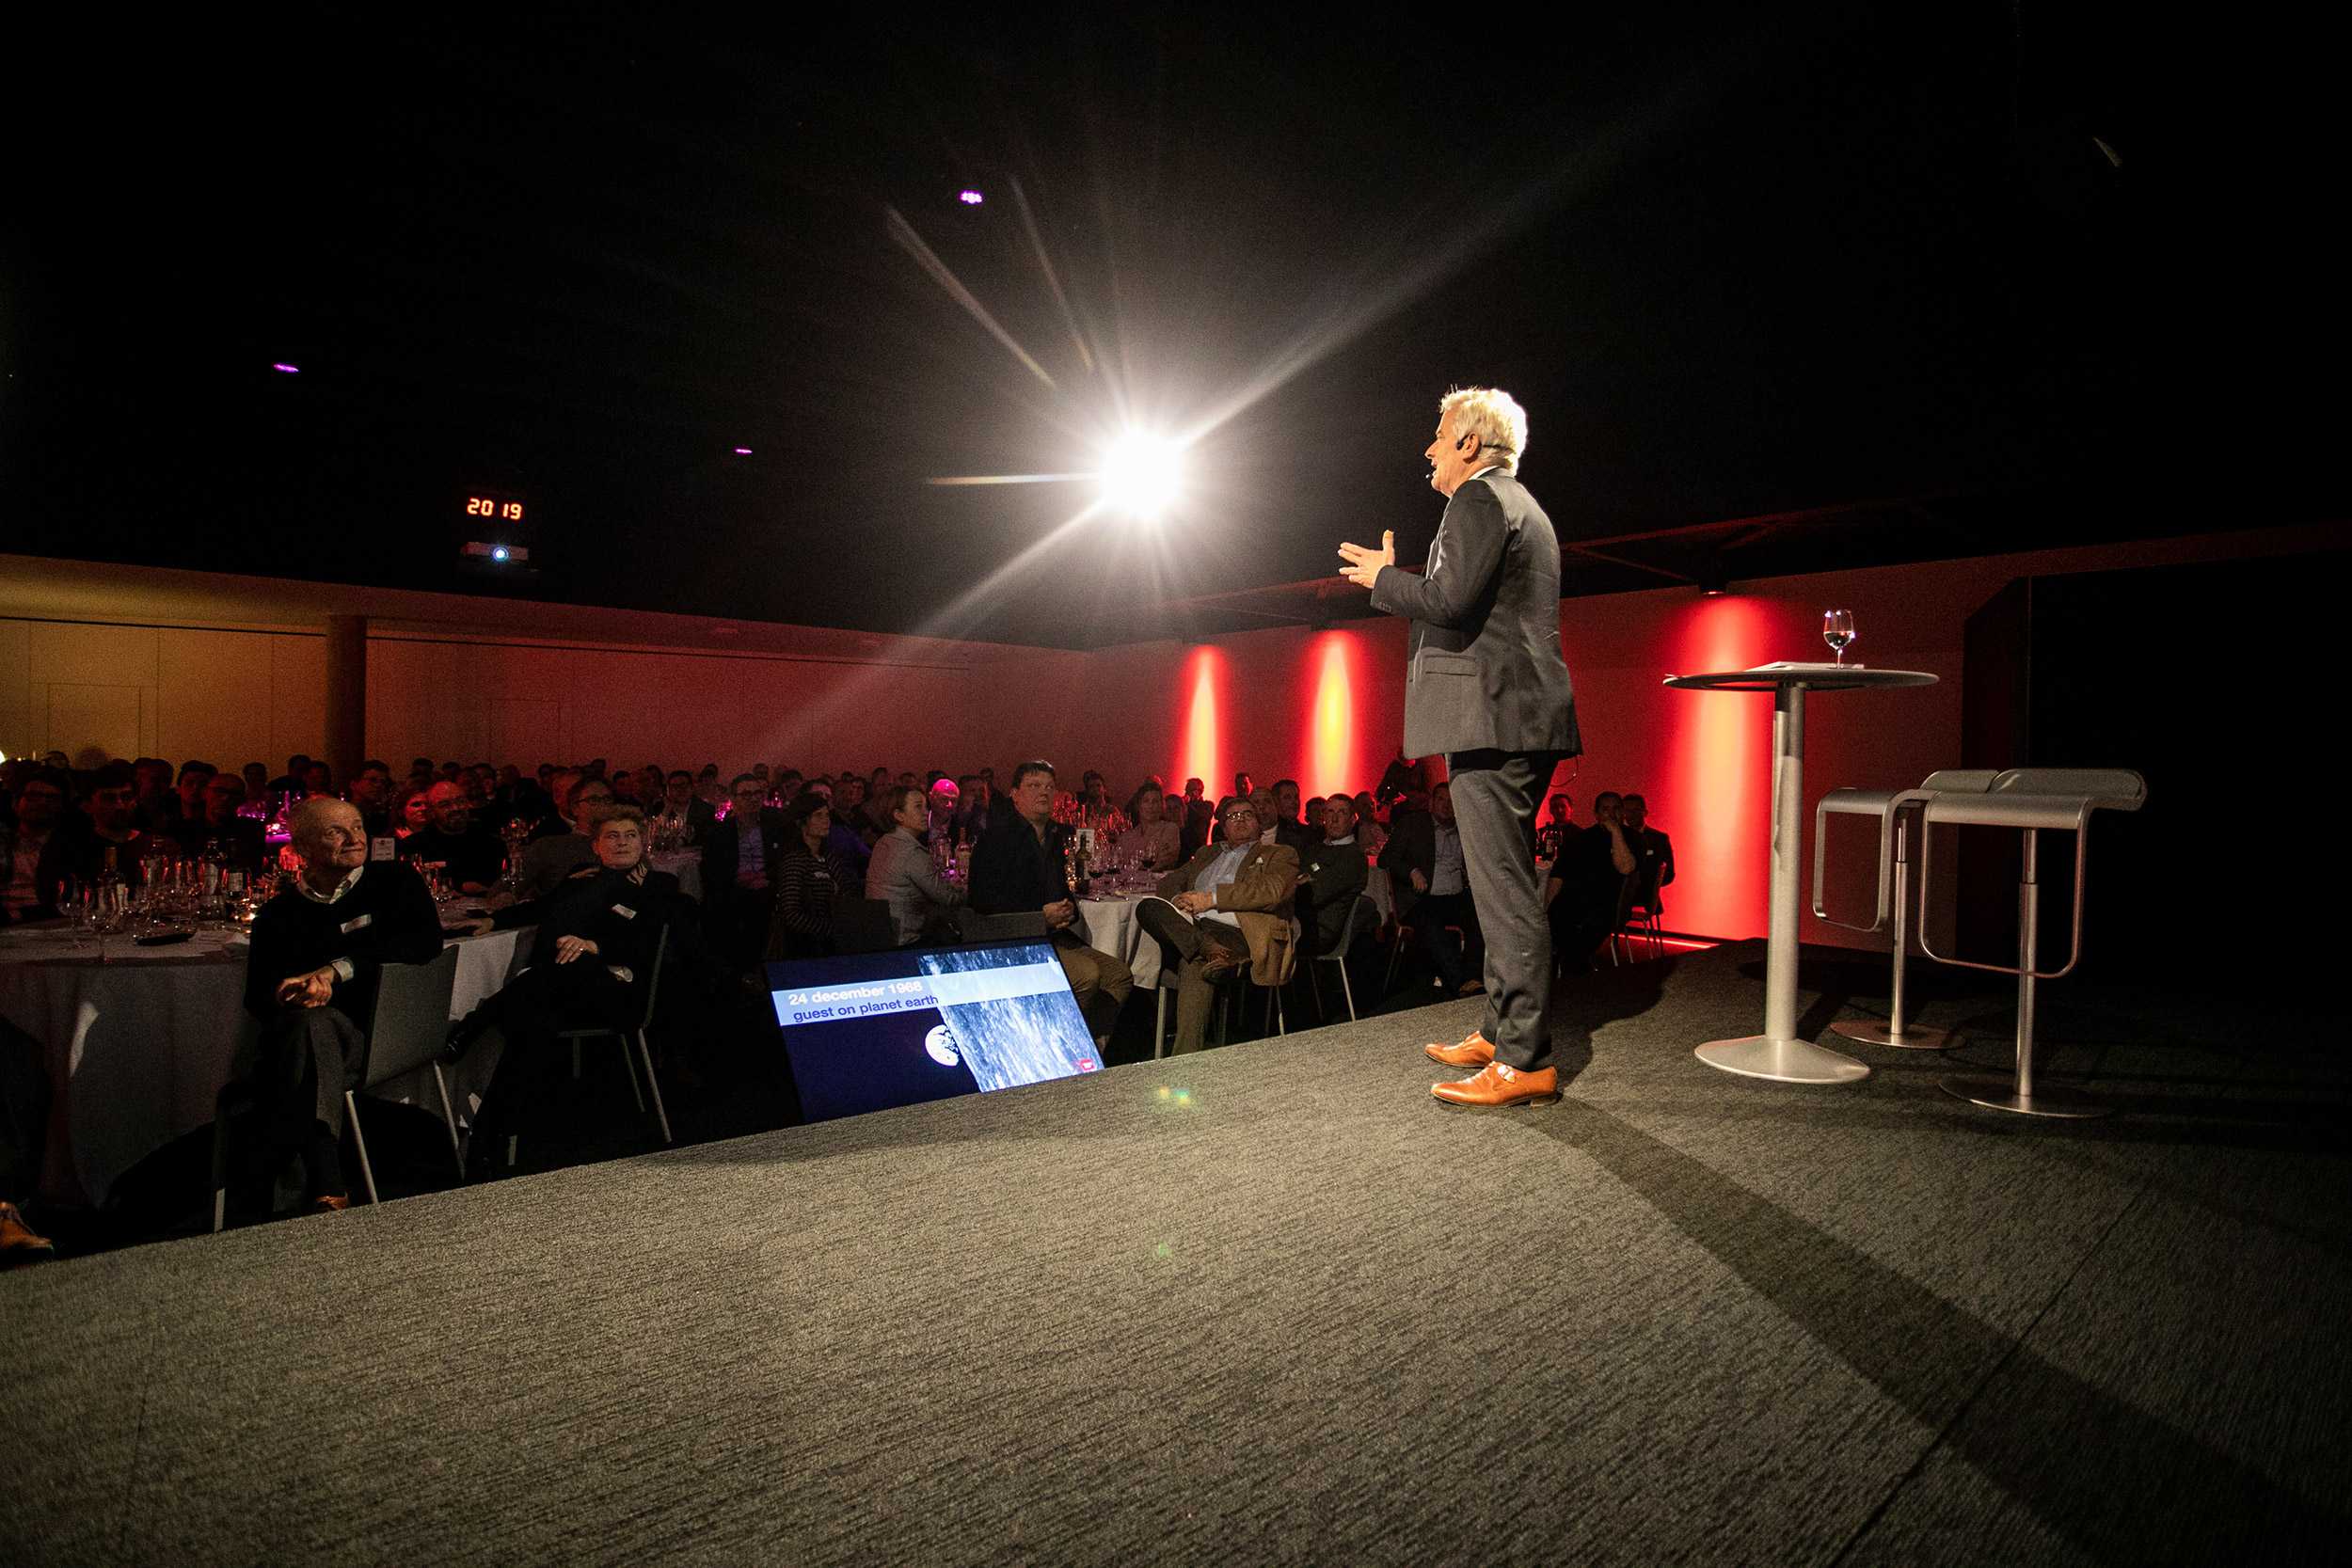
[765,791,849,961]
[348,761,395,839]
[35,764,178,908]
[1180,779,1214,857]
[242,762,270,800]
[1534,793,1576,862]
[399,782,506,894]
[2,770,72,923]
[1619,794,1676,916]
[1266,780,1318,855]
[391,784,436,839]
[506,774,613,899]
[300,761,335,799]
[170,772,266,871]
[234,800,441,1213]
[1547,790,1637,975]
[171,762,217,825]
[654,769,717,845]
[952,776,993,844]
[968,761,1134,1040]
[1131,783,1183,871]
[1380,782,1482,994]
[1136,800,1298,1054]
[451,803,732,1176]
[926,778,963,847]
[702,773,789,969]
[1352,791,1387,855]
[1078,772,1128,837]
[130,758,179,831]
[866,784,965,945]
[1214,771,1255,822]
[1300,795,1375,953]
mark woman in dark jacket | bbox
[764,790,850,962]
[448,803,729,1166]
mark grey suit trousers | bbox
[1448,750,1565,1070]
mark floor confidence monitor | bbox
[767,938,1103,1124]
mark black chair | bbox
[831,895,900,955]
[212,948,464,1230]
[1308,894,1377,1022]
[559,926,672,1145]
[1381,918,1467,998]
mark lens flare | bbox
[1099,434,1183,518]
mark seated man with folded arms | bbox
[448,803,733,1175]
[866,784,965,945]
[1298,794,1374,955]
[1136,799,1299,1054]
[968,760,1134,1041]
[238,799,442,1213]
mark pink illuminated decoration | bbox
[1178,646,1223,798]
[959,189,983,205]
[272,363,299,373]
[1665,595,1775,940]
[1306,632,1359,799]
[734,447,753,454]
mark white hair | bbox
[1439,387,1529,472]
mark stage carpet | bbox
[4,941,2346,1564]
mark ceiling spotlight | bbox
[272,362,299,373]
[959,189,983,205]
[1099,433,1184,519]
[490,546,510,562]
[734,447,752,454]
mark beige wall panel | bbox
[268,635,326,768]
[0,620,32,758]
[157,627,278,768]
[25,621,159,689]
[43,684,145,765]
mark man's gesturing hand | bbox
[1336,531,1394,589]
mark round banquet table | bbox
[1661,663,1938,1085]
[1073,890,1166,992]
[0,920,532,1207]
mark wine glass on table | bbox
[1823,609,1856,666]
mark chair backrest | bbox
[630,927,671,1031]
[832,895,899,955]
[1321,894,1375,959]
[363,946,462,1089]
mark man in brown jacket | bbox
[1136,800,1299,1054]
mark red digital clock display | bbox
[467,496,525,522]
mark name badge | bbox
[370,838,396,862]
[612,904,637,920]
[340,912,373,934]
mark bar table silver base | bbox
[1939,1073,2113,1118]
[1829,1019,1951,1051]
[1697,1035,1871,1084]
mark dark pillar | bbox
[326,615,367,790]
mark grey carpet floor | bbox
[4,942,2347,1566]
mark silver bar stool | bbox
[1812,768,1997,1051]
[1915,768,2147,1117]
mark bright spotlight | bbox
[1099,434,1183,518]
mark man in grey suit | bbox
[1341,387,1581,1107]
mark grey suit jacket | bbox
[1370,469,1580,759]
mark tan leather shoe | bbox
[0,1200,56,1268]
[309,1195,352,1215]
[1425,1030,1495,1068]
[1432,1061,1560,1107]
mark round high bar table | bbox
[1661,664,1939,1084]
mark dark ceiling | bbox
[3,6,2337,646]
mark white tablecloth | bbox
[648,848,703,903]
[0,922,531,1207]
[1074,894,1165,991]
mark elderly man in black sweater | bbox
[240,798,442,1212]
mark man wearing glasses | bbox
[2,769,72,924]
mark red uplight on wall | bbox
[1178,645,1223,798]
[1307,632,1357,799]
[1667,595,1774,940]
